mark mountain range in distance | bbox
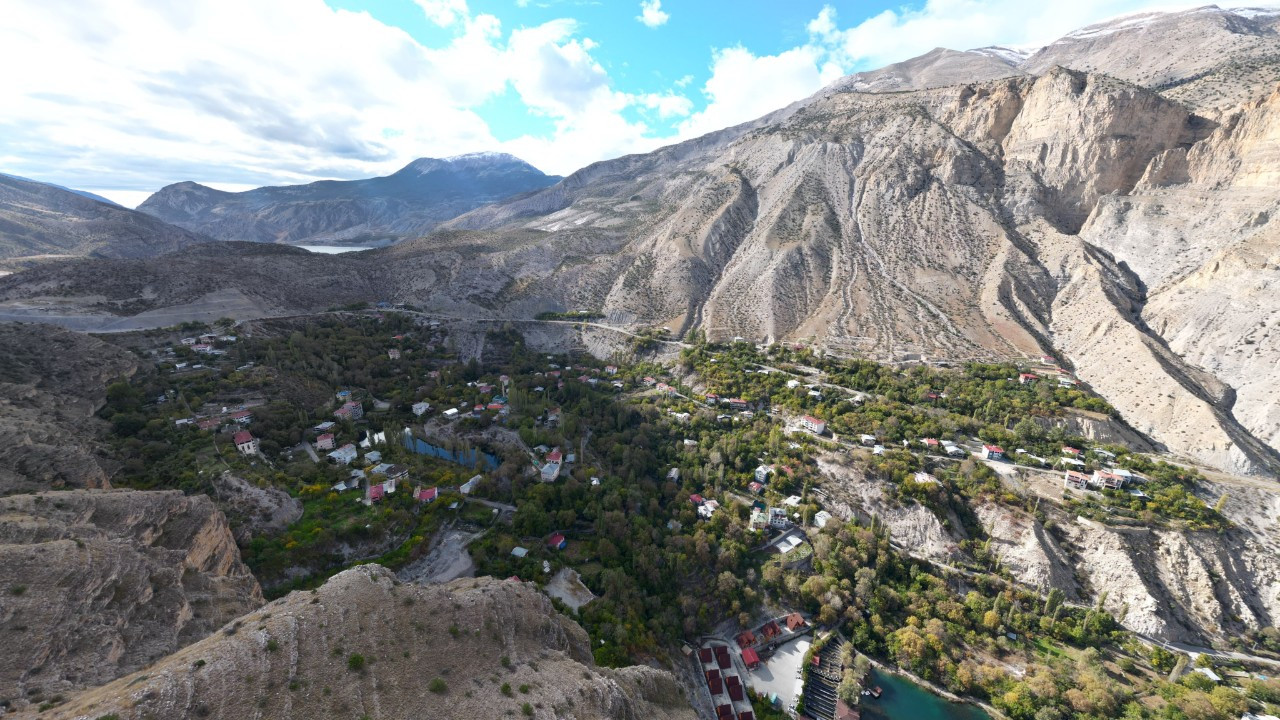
[2,4,1280,479]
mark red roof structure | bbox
[761,621,781,638]
[414,486,438,502]
[368,483,385,501]
[708,676,723,695]
[727,682,744,702]
[786,612,806,631]
[233,431,253,444]
[735,630,756,648]
[547,533,567,549]
[738,713,756,720]
[690,494,704,505]
[699,648,713,663]
[741,647,760,668]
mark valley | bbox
[1,4,1279,720]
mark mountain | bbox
[136,153,562,246]
[0,173,210,269]
[34,567,696,720]
[3,6,1280,476]
[0,172,120,206]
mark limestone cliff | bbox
[0,490,263,709]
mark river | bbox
[857,669,991,720]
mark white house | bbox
[442,408,460,419]
[754,465,773,483]
[412,401,431,416]
[541,461,561,482]
[327,444,358,465]
[800,415,826,435]
[859,434,877,446]
[233,431,259,456]
[769,507,789,529]
[813,510,833,529]
[1064,471,1089,490]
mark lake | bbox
[296,244,380,254]
[857,669,991,720]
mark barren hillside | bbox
[29,566,697,720]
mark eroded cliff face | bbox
[34,567,697,720]
[0,490,263,708]
[974,490,1280,644]
[0,323,138,493]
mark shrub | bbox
[428,677,447,694]
[347,653,365,672]
[519,684,530,694]
[522,702,534,716]
[266,639,280,653]
[501,682,513,697]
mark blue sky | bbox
[0,0,1244,206]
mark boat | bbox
[870,686,883,698]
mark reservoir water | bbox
[296,244,379,254]
[857,669,991,720]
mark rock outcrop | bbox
[32,566,696,720]
[0,490,263,709]
[0,323,138,493]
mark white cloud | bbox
[677,45,842,140]
[416,0,469,27]
[637,0,669,28]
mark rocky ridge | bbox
[30,566,697,720]
[0,490,263,709]
[0,323,138,493]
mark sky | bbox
[0,0,1258,207]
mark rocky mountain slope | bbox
[33,566,696,720]
[0,174,209,270]
[2,7,1279,476]
[0,323,138,493]
[817,452,1280,646]
[137,153,561,245]
[0,490,263,710]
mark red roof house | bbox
[368,483,385,502]
[546,448,563,463]
[233,430,253,445]
[547,533,567,550]
[690,494,704,505]
[414,486,438,502]
[785,612,806,631]
[742,647,760,669]
[699,648,713,664]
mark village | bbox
[100,309,1246,720]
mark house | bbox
[546,533,567,550]
[540,462,561,482]
[546,448,563,463]
[667,467,680,482]
[749,508,769,531]
[180,337,196,345]
[981,445,1005,461]
[1092,470,1126,490]
[754,464,773,483]
[367,483,385,503]
[414,486,438,502]
[783,495,802,507]
[314,421,337,432]
[334,401,364,421]
[315,433,336,450]
[233,431,259,455]
[748,481,764,494]
[364,450,382,463]
[442,408,459,419]
[769,507,789,529]
[785,613,806,632]
[944,442,966,457]
[800,415,826,435]
[230,409,253,424]
[387,349,401,360]
[921,437,939,449]
[814,510,833,528]
[671,411,690,423]
[642,376,657,386]
[690,494,704,505]
[511,546,528,558]
[411,401,431,416]
[1064,471,1089,490]
[741,647,760,669]
[1193,667,1222,684]
[328,444,359,465]
[727,398,748,410]
[1057,456,1086,468]
[1062,446,1081,456]
[460,475,481,494]
[872,444,885,455]
[1018,373,1040,384]
[698,499,720,519]
[859,434,877,446]
[191,343,213,353]
[197,418,221,432]
[604,365,617,375]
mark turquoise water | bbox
[857,669,991,720]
